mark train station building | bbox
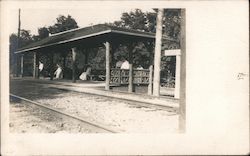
[14,24,181,98]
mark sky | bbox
[9,7,154,36]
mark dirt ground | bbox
[9,101,106,133]
[10,79,178,133]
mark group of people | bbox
[39,61,63,79]
[38,56,143,81]
[39,60,91,80]
[115,57,129,69]
[115,56,144,70]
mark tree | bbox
[48,15,78,34]
[146,12,157,33]
[121,9,147,31]
[113,9,181,40]
[110,9,181,79]
[38,27,49,38]
[163,9,181,40]
[33,27,50,41]
[9,29,34,75]
[9,29,33,51]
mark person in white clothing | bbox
[136,65,144,70]
[54,64,63,79]
[39,61,44,72]
[120,58,129,70]
[39,61,44,77]
[79,65,92,80]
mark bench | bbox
[88,69,106,81]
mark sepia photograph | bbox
[1,0,249,155]
[9,8,185,134]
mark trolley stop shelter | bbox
[15,24,178,97]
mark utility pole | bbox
[15,9,21,77]
[179,9,186,133]
[153,9,164,96]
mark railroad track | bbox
[10,94,120,133]
[51,87,179,113]
[12,80,179,112]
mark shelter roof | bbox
[16,24,176,53]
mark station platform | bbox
[10,77,179,109]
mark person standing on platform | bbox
[39,61,44,78]
[79,65,92,80]
[54,63,63,79]
[136,65,144,70]
[120,57,129,70]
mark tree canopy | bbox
[48,15,78,34]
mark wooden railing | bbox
[110,68,150,85]
[88,68,174,88]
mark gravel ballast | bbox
[10,79,178,133]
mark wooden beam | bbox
[153,9,164,96]
[72,47,77,83]
[179,9,186,133]
[105,41,110,90]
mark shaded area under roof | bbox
[15,24,176,54]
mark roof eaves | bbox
[15,29,112,54]
[110,29,155,39]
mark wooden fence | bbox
[110,68,150,85]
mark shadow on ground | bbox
[10,79,73,101]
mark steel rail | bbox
[10,93,120,133]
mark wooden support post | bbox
[175,54,181,98]
[33,52,37,78]
[105,41,110,90]
[147,41,154,95]
[128,44,134,93]
[153,9,164,96]
[148,65,153,95]
[164,49,181,99]
[37,53,41,78]
[72,47,77,83]
[15,9,21,77]
[179,9,186,133]
[62,53,67,79]
[36,54,39,79]
[50,53,54,80]
[20,54,24,78]
[15,54,19,77]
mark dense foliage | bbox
[48,15,78,34]
[108,9,180,76]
